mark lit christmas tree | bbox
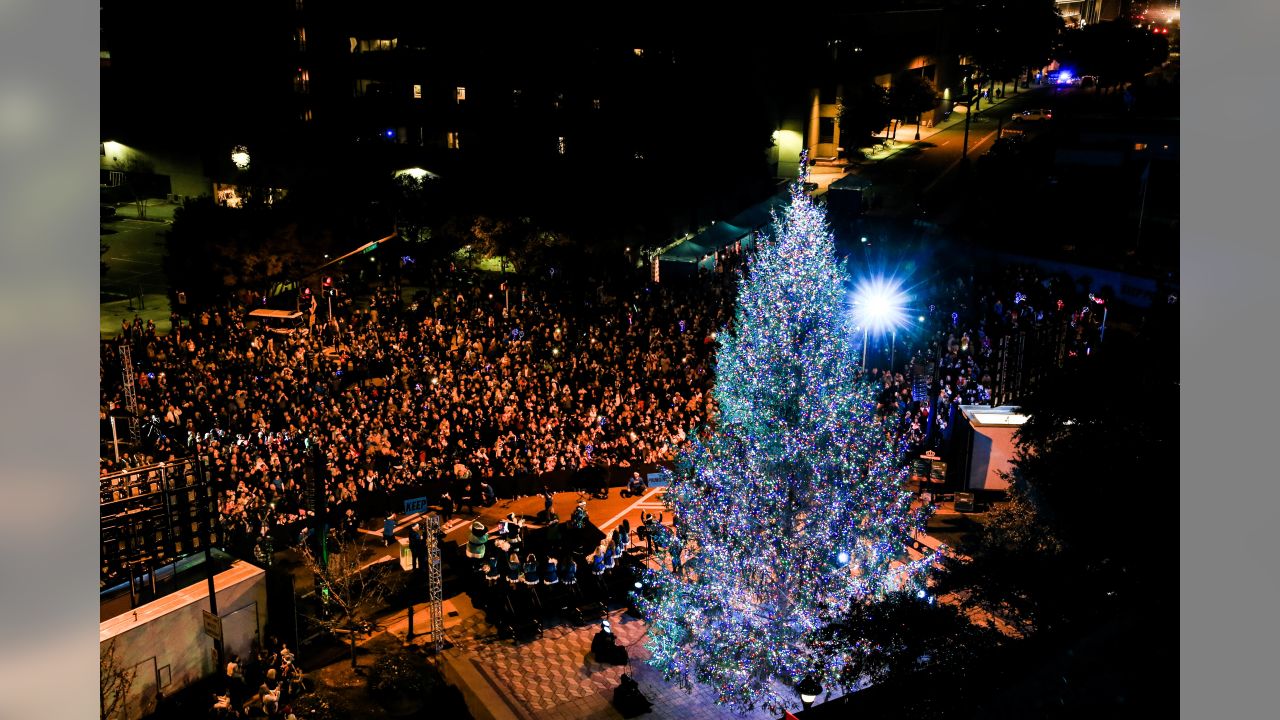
[637,168,933,714]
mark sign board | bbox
[912,458,931,484]
[403,496,429,515]
[202,610,223,642]
[929,461,948,484]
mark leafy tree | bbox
[888,73,940,141]
[1059,21,1171,89]
[961,0,1063,93]
[940,328,1175,637]
[838,83,891,146]
[821,589,1001,690]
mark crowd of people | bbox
[99,235,1110,577]
[210,635,304,718]
[99,267,733,563]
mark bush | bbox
[289,689,351,720]
[367,647,441,699]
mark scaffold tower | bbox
[425,513,445,656]
[119,342,141,446]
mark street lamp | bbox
[797,675,823,711]
[230,145,250,170]
[853,277,908,370]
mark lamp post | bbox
[797,675,823,711]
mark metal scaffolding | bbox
[119,342,141,446]
[425,513,445,656]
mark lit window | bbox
[456,86,466,102]
[294,68,310,94]
[633,48,644,57]
[351,38,397,53]
[413,84,422,99]
[512,89,522,107]
[447,132,461,149]
[592,98,601,110]
[301,108,313,122]
[554,92,563,109]
[1134,143,1147,151]
[295,27,307,51]
[558,137,566,155]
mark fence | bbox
[100,458,217,598]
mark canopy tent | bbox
[659,238,715,263]
[689,221,750,252]
[726,193,788,233]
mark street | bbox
[855,86,1052,217]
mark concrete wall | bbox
[100,561,266,720]
[100,141,212,199]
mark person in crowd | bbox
[591,620,629,665]
[408,522,426,571]
[522,553,541,585]
[382,512,396,546]
[506,551,523,585]
[540,486,554,522]
[622,471,648,498]
[570,500,589,530]
[438,490,455,522]
[542,555,559,585]
[466,520,488,563]
[618,518,632,552]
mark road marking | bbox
[923,127,999,194]
[597,487,665,533]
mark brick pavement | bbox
[450,608,790,720]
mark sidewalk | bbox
[863,82,1047,163]
[806,82,1047,197]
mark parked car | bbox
[100,204,118,221]
[1012,108,1052,122]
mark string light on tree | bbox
[636,152,930,714]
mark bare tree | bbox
[111,156,157,221]
[100,638,137,720]
[299,533,395,669]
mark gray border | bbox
[1182,1,1280,718]
[0,0,99,717]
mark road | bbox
[101,217,169,299]
[857,87,1052,216]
